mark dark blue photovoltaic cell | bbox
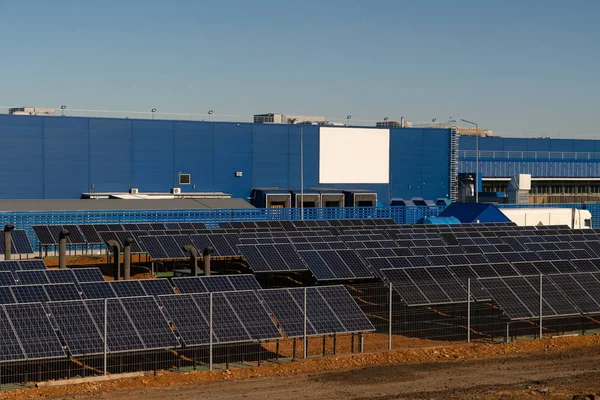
[159,294,210,346]
[119,296,179,349]
[109,280,146,297]
[223,291,281,340]
[80,282,116,299]
[85,299,145,352]
[316,286,374,332]
[45,269,78,284]
[289,288,345,335]
[72,268,105,283]
[0,308,25,361]
[172,277,207,294]
[10,285,49,303]
[4,303,65,359]
[15,270,49,285]
[0,272,16,286]
[44,283,82,301]
[0,287,15,304]
[199,276,235,293]
[18,260,47,270]
[228,275,261,291]
[47,300,105,356]
[193,293,251,343]
[139,279,175,296]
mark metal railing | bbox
[460,150,600,161]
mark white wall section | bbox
[319,127,390,184]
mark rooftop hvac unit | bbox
[171,188,182,194]
[130,188,139,194]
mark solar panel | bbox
[404,268,452,304]
[85,299,145,352]
[18,260,47,270]
[138,236,170,260]
[4,303,66,359]
[116,232,144,253]
[225,291,281,340]
[119,296,179,349]
[172,277,208,294]
[0,272,16,286]
[381,269,429,305]
[289,288,345,335]
[80,282,116,299]
[317,286,374,332]
[138,279,175,296]
[10,285,49,303]
[109,280,146,297]
[44,283,82,301]
[0,261,20,272]
[61,225,87,244]
[45,269,78,284]
[78,225,103,244]
[158,294,211,346]
[0,308,26,361]
[228,275,261,291]
[194,293,251,343]
[15,270,49,285]
[72,268,105,283]
[447,265,490,300]
[9,230,34,254]
[238,244,307,273]
[0,287,16,304]
[33,226,57,246]
[47,300,105,356]
[258,288,316,337]
[156,236,188,259]
[298,249,372,281]
[200,276,235,292]
[478,278,533,320]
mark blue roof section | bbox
[417,216,461,225]
[438,203,511,224]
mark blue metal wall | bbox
[0,115,451,202]
[459,136,600,177]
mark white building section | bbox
[319,127,390,184]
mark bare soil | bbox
[5,335,600,399]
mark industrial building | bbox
[0,114,456,204]
[458,136,600,204]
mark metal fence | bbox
[2,281,595,386]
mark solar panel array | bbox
[0,283,372,360]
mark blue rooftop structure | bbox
[438,203,511,224]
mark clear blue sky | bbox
[1,0,599,137]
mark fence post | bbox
[539,274,543,339]
[467,278,471,344]
[103,298,108,376]
[209,293,213,371]
[303,287,307,359]
[388,282,393,350]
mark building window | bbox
[179,173,191,185]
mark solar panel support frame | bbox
[303,287,307,359]
[467,278,471,344]
[388,282,392,351]
[209,292,213,371]
[103,298,108,376]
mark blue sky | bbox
[1,0,599,137]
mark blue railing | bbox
[4,203,600,251]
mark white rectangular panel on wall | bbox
[319,127,390,184]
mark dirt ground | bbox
[5,335,600,400]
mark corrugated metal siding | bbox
[132,120,174,191]
[89,118,132,193]
[173,121,214,192]
[0,116,44,198]
[459,136,600,177]
[0,115,452,201]
[43,117,89,199]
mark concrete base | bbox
[35,371,145,388]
